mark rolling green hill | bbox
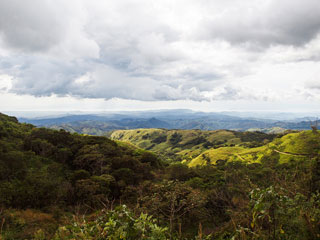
[111,128,320,168]
[188,145,266,167]
[110,128,277,162]
[189,130,320,166]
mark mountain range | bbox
[18,110,317,135]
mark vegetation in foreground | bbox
[0,112,320,239]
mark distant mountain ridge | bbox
[19,110,316,135]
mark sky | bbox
[0,0,320,113]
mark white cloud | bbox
[0,0,99,60]
[0,0,320,111]
[0,74,12,92]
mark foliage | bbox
[233,186,320,239]
[138,180,207,236]
[50,205,169,240]
[0,209,58,240]
[0,113,162,210]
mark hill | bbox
[110,128,277,161]
[110,128,320,168]
[189,130,320,167]
[0,112,161,209]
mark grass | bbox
[111,129,320,167]
[189,130,320,166]
[110,129,247,162]
[188,146,267,167]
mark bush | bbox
[51,205,169,240]
[234,186,320,240]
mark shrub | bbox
[51,205,169,240]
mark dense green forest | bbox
[0,112,319,239]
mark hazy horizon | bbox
[3,109,320,121]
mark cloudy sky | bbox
[1,0,320,113]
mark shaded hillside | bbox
[0,112,161,209]
[110,128,277,161]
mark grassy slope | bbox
[111,128,320,167]
[189,130,320,166]
[189,146,267,167]
[270,131,320,162]
[111,129,240,161]
[110,128,277,162]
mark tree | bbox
[140,181,206,235]
[74,144,108,175]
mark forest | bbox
[0,112,319,239]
